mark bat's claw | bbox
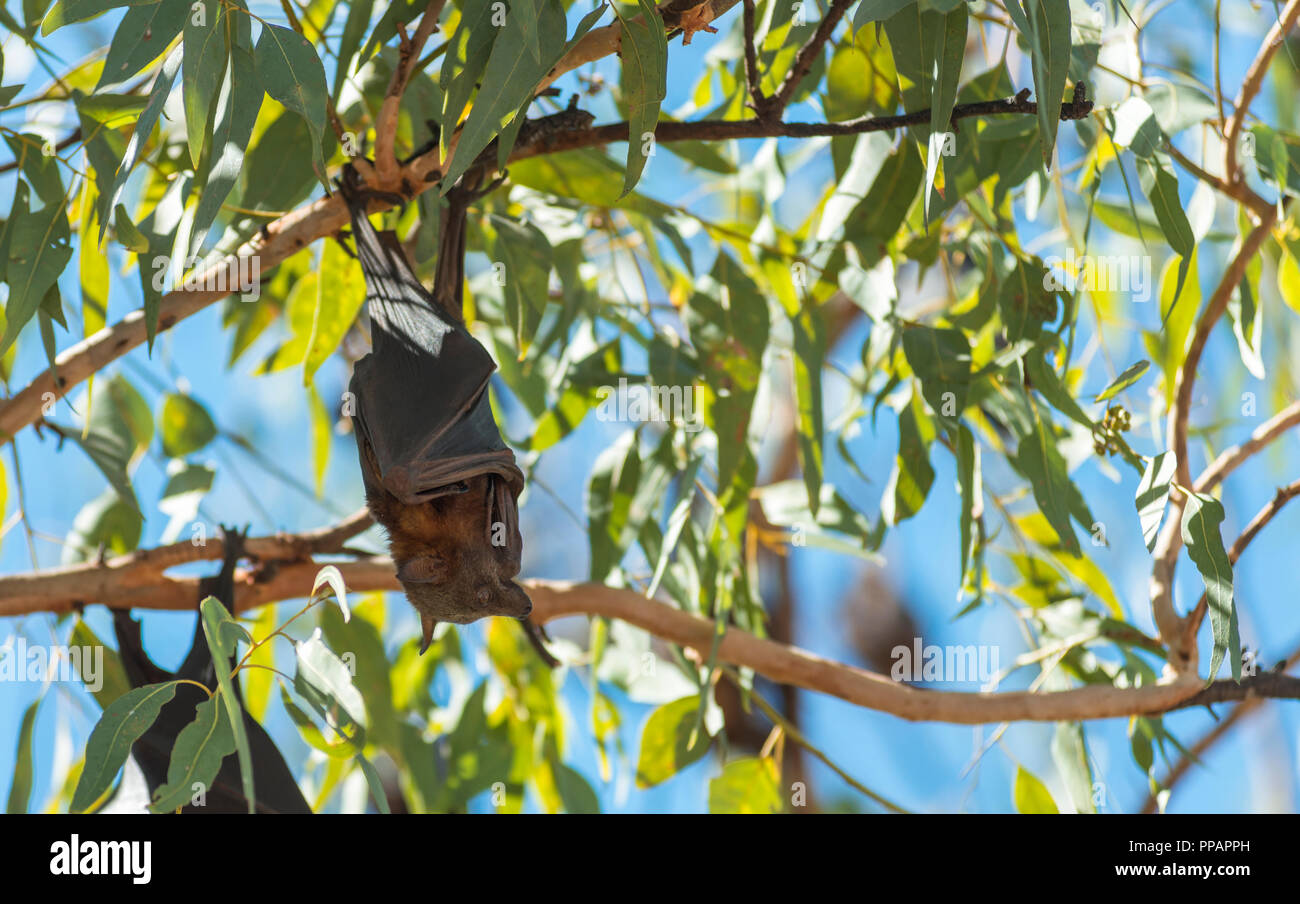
[521,617,559,669]
[218,523,250,563]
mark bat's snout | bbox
[483,581,532,619]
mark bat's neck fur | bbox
[367,474,490,565]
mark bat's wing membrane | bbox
[342,174,524,512]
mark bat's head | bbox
[398,551,533,648]
[381,476,531,654]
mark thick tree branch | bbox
[0,549,1264,724]
[6,497,1297,724]
[0,519,1262,726]
[0,509,375,610]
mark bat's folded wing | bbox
[343,174,523,505]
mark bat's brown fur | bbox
[362,438,530,630]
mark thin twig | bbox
[771,0,854,112]
[1224,0,1300,185]
[741,0,773,120]
[1183,478,1300,644]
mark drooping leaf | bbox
[354,753,391,814]
[294,628,368,735]
[709,757,783,814]
[1135,452,1176,552]
[1051,722,1095,814]
[614,0,668,195]
[192,44,263,250]
[441,0,603,189]
[791,298,826,515]
[198,596,255,812]
[437,0,497,150]
[182,0,228,167]
[97,0,187,91]
[956,423,980,580]
[1012,402,1080,555]
[112,204,149,253]
[636,696,711,788]
[1012,764,1059,813]
[1181,493,1240,683]
[70,619,132,708]
[2,182,72,354]
[106,45,181,228]
[42,0,152,34]
[1095,359,1149,402]
[925,5,967,222]
[303,237,364,382]
[882,391,934,525]
[71,681,179,812]
[148,695,237,813]
[63,488,143,564]
[901,323,971,429]
[79,186,110,339]
[160,393,217,458]
[2,133,63,206]
[1019,0,1071,165]
[254,23,329,183]
[6,700,40,813]
[485,212,552,352]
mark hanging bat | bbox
[338,165,540,657]
[110,527,311,814]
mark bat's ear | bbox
[396,555,447,584]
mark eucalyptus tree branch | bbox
[1195,401,1300,493]
[374,0,447,184]
[9,533,1294,723]
[1141,643,1300,813]
[771,0,854,112]
[536,0,740,96]
[1223,0,1300,186]
[1146,3,1300,668]
[1150,212,1278,670]
[0,88,1094,445]
[0,508,376,611]
[4,496,1295,724]
[1164,142,1270,218]
[741,0,773,120]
